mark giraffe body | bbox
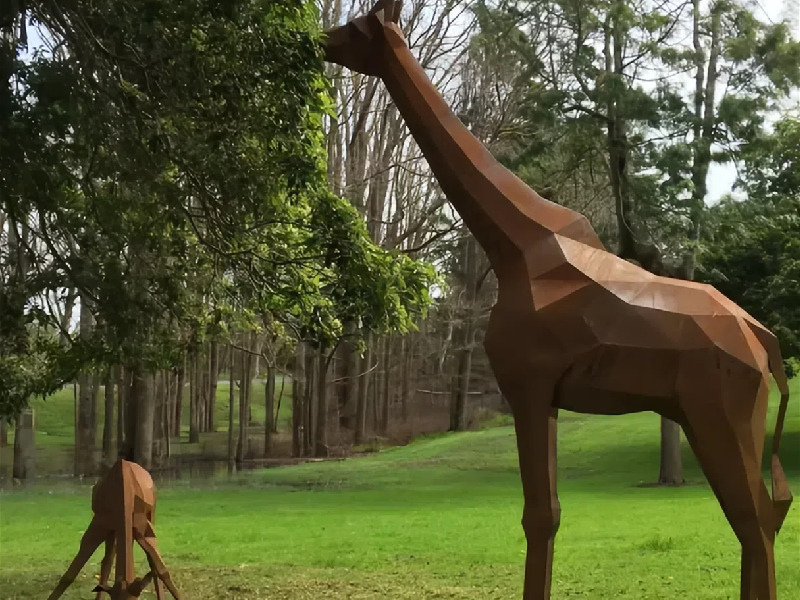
[47,459,182,600]
[324,3,792,598]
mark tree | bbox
[479,0,800,484]
[699,115,800,370]
[2,0,435,465]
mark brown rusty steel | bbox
[47,459,182,600]
[324,2,793,598]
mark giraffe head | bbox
[323,0,404,75]
[93,575,151,599]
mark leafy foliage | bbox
[0,0,433,418]
[699,117,800,366]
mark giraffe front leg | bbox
[513,399,560,600]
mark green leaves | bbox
[699,116,800,365]
[1,0,434,416]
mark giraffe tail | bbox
[746,317,792,534]
[749,323,793,535]
[769,379,792,536]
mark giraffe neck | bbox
[377,25,602,270]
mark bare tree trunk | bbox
[208,341,219,431]
[400,337,412,423]
[117,367,127,456]
[197,348,207,434]
[304,346,316,456]
[174,360,185,438]
[354,337,370,445]
[450,236,479,432]
[264,365,276,457]
[152,371,168,462]
[450,332,474,432]
[337,323,358,430]
[189,352,200,444]
[380,337,391,434]
[0,417,7,448]
[75,298,96,476]
[12,409,35,479]
[227,345,236,463]
[292,343,305,457]
[371,338,382,433]
[236,340,253,462]
[132,371,155,469]
[164,371,172,458]
[274,374,285,434]
[102,368,115,465]
[314,349,329,457]
[656,0,722,487]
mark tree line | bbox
[1,0,798,482]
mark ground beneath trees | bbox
[1,380,798,598]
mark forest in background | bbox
[2,0,799,481]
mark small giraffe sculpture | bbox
[48,458,182,600]
[324,2,793,598]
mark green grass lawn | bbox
[1,379,798,598]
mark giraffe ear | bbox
[370,0,402,23]
[390,1,402,23]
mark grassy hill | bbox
[0,378,798,598]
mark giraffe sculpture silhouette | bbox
[324,2,793,598]
[47,459,182,600]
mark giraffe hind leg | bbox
[682,403,776,600]
[135,525,182,599]
[94,533,116,599]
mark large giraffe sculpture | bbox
[47,459,182,600]
[324,2,793,598]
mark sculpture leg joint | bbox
[522,503,561,539]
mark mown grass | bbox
[0,379,798,598]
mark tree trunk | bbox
[12,409,35,480]
[304,346,316,456]
[274,374,285,434]
[189,353,200,444]
[380,338,391,434]
[292,343,305,457]
[151,371,167,462]
[658,417,684,485]
[354,338,370,445]
[371,338,382,433]
[264,365,276,457]
[174,360,185,438]
[197,349,207,434]
[75,298,96,476]
[315,349,329,457]
[0,417,7,447]
[117,367,127,457]
[450,332,474,432]
[450,236,478,432]
[400,337,412,423]
[132,371,155,469]
[338,325,359,430]
[164,371,172,458]
[227,345,236,463]
[102,368,115,465]
[236,342,252,462]
[208,341,219,431]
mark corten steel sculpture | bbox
[48,458,182,600]
[324,2,793,598]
